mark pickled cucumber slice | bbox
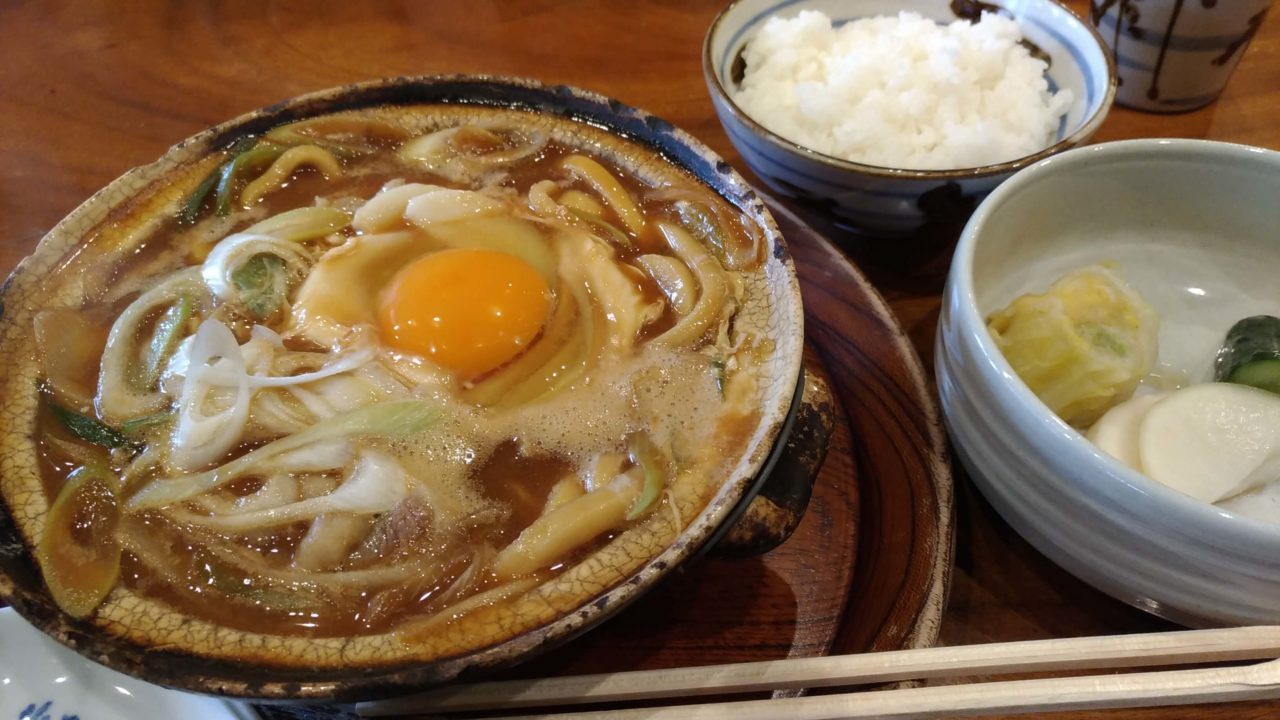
[1215,315,1280,395]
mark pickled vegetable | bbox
[1086,392,1168,470]
[987,264,1158,427]
[1138,383,1280,503]
[1215,315,1280,395]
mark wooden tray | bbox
[780,197,953,658]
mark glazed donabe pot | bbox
[0,76,807,701]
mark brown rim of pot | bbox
[701,0,1119,181]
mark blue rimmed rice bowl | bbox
[703,0,1117,236]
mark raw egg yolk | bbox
[377,248,551,380]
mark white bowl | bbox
[0,608,256,720]
[938,139,1280,626]
[703,0,1116,236]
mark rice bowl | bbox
[733,10,1073,171]
[703,0,1116,235]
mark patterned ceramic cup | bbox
[1091,0,1273,112]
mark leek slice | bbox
[244,206,351,242]
[674,198,760,271]
[559,154,645,237]
[120,411,173,437]
[169,319,251,471]
[675,200,728,264]
[178,136,256,225]
[142,295,194,388]
[215,143,288,216]
[128,400,441,509]
[626,432,670,520]
[650,223,731,349]
[635,254,695,315]
[231,254,288,320]
[200,232,312,313]
[177,165,223,226]
[38,464,122,618]
[566,207,633,249]
[49,403,134,450]
[180,448,409,531]
[96,267,211,425]
[491,472,641,580]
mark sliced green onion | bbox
[38,463,122,619]
[177,136,260,225]
[120,411,173,437]
[709,358,727,399]
[230,253,288,320]
[214,142,288,217]
[626,432,670,520]
[196,556,324,610]
[177,167,223,225]
[49,403,135,450]
[244,206,351,242]
[141,295,193,389]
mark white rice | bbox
[732,10,1073,171]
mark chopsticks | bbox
[427,660,1280,719]
[355,625,1280,718]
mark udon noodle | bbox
[14,106,777,664]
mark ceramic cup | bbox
[1090,0,1273,112]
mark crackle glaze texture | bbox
[0,77,804,699]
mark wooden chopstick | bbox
[496,658,1280,720]
[355,625,1280,717]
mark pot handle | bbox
[712,362,835,556]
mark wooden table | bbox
[0,2,1276,717]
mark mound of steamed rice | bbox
[732,10,1073,171]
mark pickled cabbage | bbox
[987,264,1158,427]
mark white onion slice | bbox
[234,475,300,513]
[199,344,377,389]
[259,440,356,474]
[288,385,339,420]
[250,324,286,347]
[179,448,409,530]
[170,319,252,471]
[95,267,209,424]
